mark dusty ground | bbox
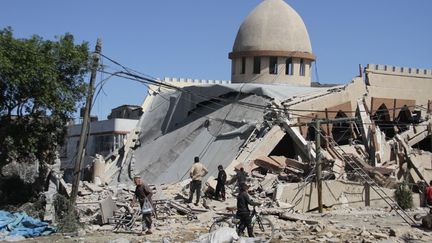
[21,205,432,243]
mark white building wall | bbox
[61,118,138,170]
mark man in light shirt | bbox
[188,156,208,205]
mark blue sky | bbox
[2,0,431,120]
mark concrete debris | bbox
[107,238,130,243]
[99,196,117,224]
[259,173,278,193]
[279,212,319,225]
[371,231,389,239]
[46,96,432,242]
[84,181,103,192]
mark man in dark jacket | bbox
[132,176,153,235]
[236,167,248,185]
[237,183,260,237]
[215,165,227,201]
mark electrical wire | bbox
[97,57,430,116]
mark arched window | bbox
[372,104,394,138]
[395,105,411,133]
[332,111,352,145]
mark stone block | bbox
[260,173,278,192]
[254,156,285,173]
[99,196,117,224]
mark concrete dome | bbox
[231,0,314,59]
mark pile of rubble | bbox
[40,98,432,241]
[39,175,432,242]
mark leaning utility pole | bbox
[313,117,359,213]
[315,120,323,213]
[70,39,102,205]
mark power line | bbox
[98,54,431,116]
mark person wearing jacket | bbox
[215,165,227,201]
[132,176,153,235]
[236,183,260,237]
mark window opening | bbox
[300,59,305,76]
[253,57,261,74]
[372,104,395,139]
[286,58,293,75]
[331,111,353,145]
[269,57,278,74]
[241,57,246,74]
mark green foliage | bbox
[0,27,89,119]
[0,27,90,167]
[0,27,90,204]
[395,182,413,210]
[53,194,80,232]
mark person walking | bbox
[132,176,153,235]
[236,183,260,237]
[188,156,208,206]
[215,165,227,201]
[236,167,248,185]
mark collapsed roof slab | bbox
[236,125,286,163]
[118,84,329,184]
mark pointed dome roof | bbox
[231,0,314,59]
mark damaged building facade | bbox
[90,0,431,214]
[60,105,142,182]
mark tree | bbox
[0,27,90,205]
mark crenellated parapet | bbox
[366,64,432,77]
[161,77,231,85]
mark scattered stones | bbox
[327,238,340,243]
[311,224,323,233]
[370,232,389,239]
[389,228,398,237]
[107,238,130,243]
[359,229,371,237]
[77,229,86,237]
[49,170,432,243]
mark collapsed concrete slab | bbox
[254,156,286,173]
[100,197,117,224]
[274,180,415,212]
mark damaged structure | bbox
[96,0,432,212]
[58,0,432,238]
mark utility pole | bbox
[312,117,359,213]
[70,39,102,205]
[315,119,323,213]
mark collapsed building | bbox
[83,0,432,217]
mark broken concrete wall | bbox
[274,180,418,212]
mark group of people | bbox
[132,156,260,237]
[188,156,228,204]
